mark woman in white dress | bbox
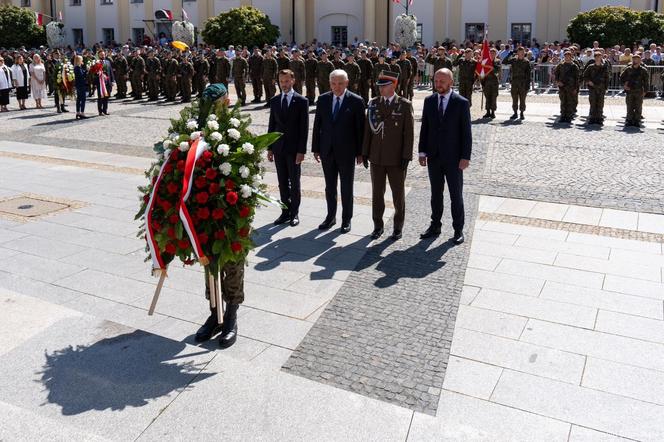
[0,56,12,112]
[29,54,47,109]
[10,55,29,110]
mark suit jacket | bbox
[362,95,414,167]
[418,91,472,166]
[312,90,365,160]
[267,91,309,155]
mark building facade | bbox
[4,0,664,47]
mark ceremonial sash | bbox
[145,149,173,270]
[98,70,109,97]
[179,138,210,265]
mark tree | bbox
[567,6,664,48]
[0,5,46,49]
[201,6,279,49]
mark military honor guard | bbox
[582,51,610,125]
[554,50,580,123]
[504,47,531,120]
[620,53,649,128]
[362,71,414,240]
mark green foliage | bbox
[201,6,280,49]
[0,5,46,48]
[567,6,664,48]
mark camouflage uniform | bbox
[130,54,146,99]
[248,52,263,101]
[178,57,194,103]
[620,62,649,126]
[343,60,361,94]
[112,54,129,98]
[262,55,278,100]
[372,60,390,96]
[304,56,318,104]
[453,55,476,106]
[214,56,230,88]
[232,55,249,104]
[193,55,209,98]
[146,56,161,101]
[357,56,373,102]
[504,56,531,114]
[481,58,500,115]
[163,56,179,101]
[396,58,412,98]
[204,262,245,305]
[553,60,580,122]
[316,58,334,95]
[407,54,418,100]
[582,60,610,124]
[289,57,306,94]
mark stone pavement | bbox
[0,88,664,440]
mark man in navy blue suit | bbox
[267,69,310,227]
[312,69,365,234]
[418,68,472,245]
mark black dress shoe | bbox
[510,113,518,119]
[370,227,384,240]
[391,229,402,240]
[453,231,465,245]
[482,112,491,118]
[420,225,441,239]
[219,304,239,349]
[195,311,223,342]
[318,218,336,230]
[340,222,351,234]
[289,216,299,227]
[274,212,290,225]
[520,112,525,120]
[219,323,238,348]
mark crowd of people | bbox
[0,37,662,126]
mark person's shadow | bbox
[38,329,214,415]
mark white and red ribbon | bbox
[145,150,173,271]
[179,138,210,265]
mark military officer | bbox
[213,49,231,88]
[453,48,476,106]
[582,51,610,125]
[112,50,129,99]
[193,52,209,98]
[130,48,146,100]
[362,71,414,241]
[396,50,412,99]
[343,53,361,95]
[289,49,306,95]
[146,49,161,101]
[480,48,500,119]
[554,50,580,123]
[357,49,373,103]
[262,49,278,106]
[425,46,453,90]
[504,46,531,119]
[232,51,249,105]
[178,54,194,103]
[316,50,334,96]
[620,53,649,127]
[304,50,318,105]
[372,53,390,97]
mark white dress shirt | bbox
[332,89,346,113]
[281,88,294,107]
[438,89,452,114]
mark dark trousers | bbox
[321,153,355,223]
[75,88,86,113]
[427,156,465,232]
[274,152,301,217]
[251,76,262,99]
[97,96,108,114]
[371,163,406,231]
[54,91,66,110]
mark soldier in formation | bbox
[620,53,649,127]
[582,51,610,125]
[504,46,531,120]
[554,50,580,123]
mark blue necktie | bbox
[439,96,445,116]
[333,96,341,120]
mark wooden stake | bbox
[148,269,167,315]
[215,273,224,325]
[208,271,216,309]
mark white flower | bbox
[207,114,218,121]
[216,144,230,156]
[163,139,172,149]
[189,131,201,141]
[219,162,232,175]
[241,142,255,155]
[239,166,250,179]
[210,131,223,142]
[178,141,190,152]
[229,117,240,128]
[186,119,198,130]
[251,174,263,187]
[169,132,180,140]
[239,184,252,198]
[207,120,219,131]
[227,128,241,140]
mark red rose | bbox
[239,227,250,238]
[166,182,178,194]
[205,168,217,180]
[170,150,179,160]
[176,160,185,171]
[178,239,189,250]
[225,179,235,190]
[195,176,207,189]
[167,227,176,238]
[199,233,209,244]
[164,163,174,174]
[209,182,220,195]
[197,207,210,220]
[151,221,161,231]
[160,200,172,212]
[202,150,213,161]
[165,243,176,254]
[239,206,251,218]
[215,230,226,240]
[191,214,198,223]
[196,159,205,168]
[226,191,238,205]
[168,214,179,224]
[212,208,225,220]
[195,192,209,204]
[231,242,243,253]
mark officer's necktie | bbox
[281,94,288,112]
[333,96,341,120]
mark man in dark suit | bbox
[96,50,115,116]
[267,69,309,226]
[418,68,472,245]
[312,69,365,233]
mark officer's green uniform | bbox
[582,60,610,124]
[277,54,290,72]
[232,55,249,105]
[553,60,580,122]
[332,57,345,70]
[112,54,129,98]
[146,56,161,101]
[620,62,649,126]
[316,59,334,95]
[505,56,531,115]
[262,55,278,100]
[164,57,179,101]
[343,60,361,94]
[388,61,402,79]
[248,52,263,101]
[397,58,412,98]
[453,55,476,106]
[289,57,306,95]
[407,55,418,100]
[304,57,318,104]
[425,52,453,89]
[130,54,146,99]
[178,57,194,103]
[481,58,500,115]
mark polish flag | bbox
[35,12,43,26]
[155,9,174,21]
[475,32,493,79]
[392,0,414,5]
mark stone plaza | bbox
[1,86,664,441]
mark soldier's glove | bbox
[363,156,369,169]
[401,159,410,171]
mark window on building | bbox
[184,0,196,2]
[511,23,532,45]
[416,24,423,44]
[130,0,143,3]
[465,23,485,43]
[70,0,81,6]
[20,0,31,7]
[72,28,84,45]
[100,0,113,5]
[132,27,145,44]
[102,28,115,44]
[331,26,347,47]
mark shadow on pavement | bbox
[38,329,214,415]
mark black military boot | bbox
[520,111,525,120]
[195,307,223,342]
[510,112,518,119]
[490,110,496,119]
[219,304,239,349]
[482,111,491,118]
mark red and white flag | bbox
[145,150,174,270]
[155,9,174,21]
[182,8,189,21]
[35,12,43,26]
[475,30,493,80]
[392,0,414,5]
